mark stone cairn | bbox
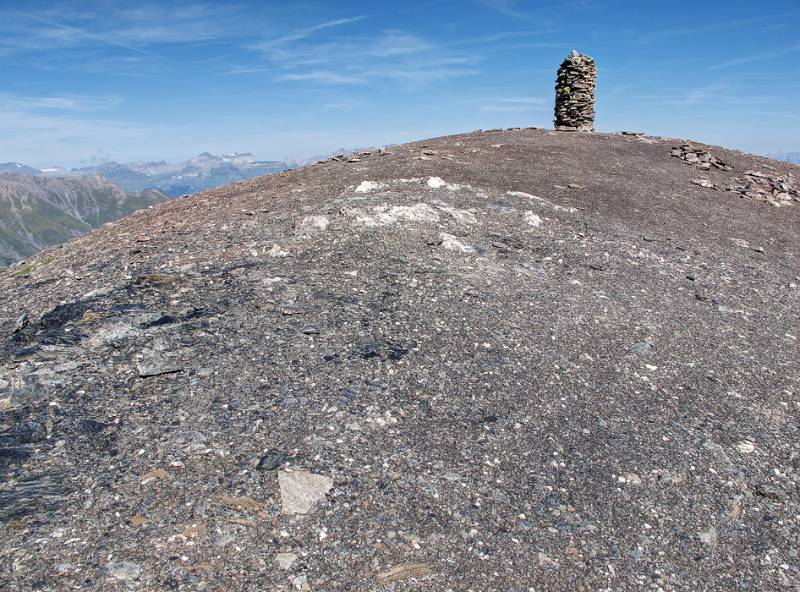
[554,50,597,131]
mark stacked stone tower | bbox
[554,50,596,131]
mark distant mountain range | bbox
[0,151,317,266]
[769,152,800,164]
[0,152,302,198]
[71,152,297,196]
[0,173,168,266]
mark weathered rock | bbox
[691,178,717,190]
[672,144,733,171]
[106,560,142,581]
[278,470,333,514]
[257,449,289,471]
[376,562,434,582]
[137,359,183,378]
[276,552,298,570]
[755,483,786,500]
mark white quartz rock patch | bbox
[439,232,477,253]
[295,215,330,236]
[437,205,478,225]
[268,244,289,257]
[508,191,578,213]
[355,181,384,193]
[524,211,544,227]
[346,203,440,227]
[279,470,334,514]
[427,177,468,191]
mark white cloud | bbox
[707,43,800,70]
[0,93,122,112]
[247,27,482,87]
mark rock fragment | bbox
[698,526,718,546]
[438,233,477,254]
[727,171,798,207]
[137,359,183,378]
[106,560,142,581]
[690,179,717,190]
[257,450,289,471]
[278,470,333,514]
[140,468,167,484]
[672,144,732,171]
[524,211,544,227]
[755,483,785,500]
[276,552,298,570]
[295,215,330,236]
[355,181,383,193]
[376,562,434,582]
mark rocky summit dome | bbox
[1,129,799,591]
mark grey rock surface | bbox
[0,129,798,590]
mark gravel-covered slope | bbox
[0,129,798,591]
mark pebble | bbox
[106,560,142,581]
[292,574,311,591]
[276,552,298,570]
[691,178,717,190]
[698,526,718,546]
[755,483,785,500]
[257,450,289,471]
[735,441,755,454]
[140,468,167,484]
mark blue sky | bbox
[1,0,798,168]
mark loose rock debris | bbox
[1,128,798,591]
[672,143,733,171]
[727,170,799,206]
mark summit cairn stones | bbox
[554,50,596,131]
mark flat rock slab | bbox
[278,470,333,514]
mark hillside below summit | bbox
[0,174,168,266]
[0,128,799,591]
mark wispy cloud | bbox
[0,3,257,58]
[14,10,159,57]
[281,71,366,84]
[0,93,122,112]
[636,14,789,44]
[707,43,800,70]
[259,16,367,48]
[246,23,481,87]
